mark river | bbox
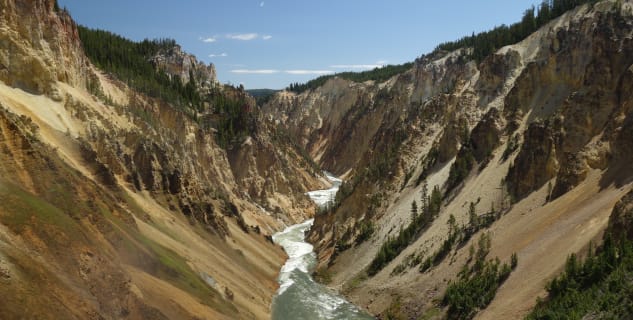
[271,173,374,320]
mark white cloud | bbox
[209,53,228,58]
[262,35,272,40]
[285,70,334,75]
[260,1,265,7]
[231,69,279,74]
[228,33,259,41]
[201,37,216,43]
[330,64,383,69]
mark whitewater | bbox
[271,173,373,319]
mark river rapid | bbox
[271,173,373,320]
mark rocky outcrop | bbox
[227,128,320,225]
[263,78,374,174]
[0,0,89,95]
[507,120,561,200]
[436,114,469,163]
[150,44,217,92]
[470,107,503,163]
[608,189,633,241]
[504,2,633,199]
[475,50,522,108]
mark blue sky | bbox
[58,1,541,89]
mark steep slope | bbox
[0,0,323,319]
[263,1,633,318]
[0,0,88,96]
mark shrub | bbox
[527,234,633,319]
[368,188,443,276]
[442,234,516,319]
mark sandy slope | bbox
[125,187,285,319]
[343,163,630,318]
[0,74,290,318]
[330,125,631,318]
[478,171,632,319]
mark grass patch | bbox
[102,203,237,316]
[0,182,82,238]
[314,267,333,285]
[419,306,441,320]
[343,271,368,294]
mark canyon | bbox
[0,0,633,319]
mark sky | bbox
[58,1,541,89]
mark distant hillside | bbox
[247,89,278,97]
[285,0,598,95]
[434,0,600,62]
[247,89,279,105]
[286,62,414,94]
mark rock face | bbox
[0,0,89,95]
[0,1,322,319]
[150,44,218,92]
[608,189,633,241]
[263,1,633,318]
[504,2,633,200]
[507,119,561,200]
[470,107,502,163]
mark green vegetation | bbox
[314,267,333,285]
[444,124,478,196]
[527,235,633,319]
[446,118,504,195]
[365,128,408,182]
[443,233,517,320]
[246,89,279,105]
[419,307,442,320]
[445,143,475,195]
[415,146,440,187]
[0,182,82,236]
[343,271,369,294]
[367,183,442,276]
[104,204,237,315]
[207,90,256,148]
[420,201,500,273]
[288,1,597,98]
[354,219,375,245]
[286,63,414,94]
[78,26,202,112]
[383,296,406,320]
[79,26,262,149]
[269,125,320,174]
[435,0,598,62]
[502,134,520,161]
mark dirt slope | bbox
[264,1,633,318]
[0,0,324,318]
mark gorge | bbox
[1,0,633,319]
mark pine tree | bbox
[411,200,418,221]
[469,202,478,228]
[420,180,429,214]
[430,185,442,216]
[448,214,457,240]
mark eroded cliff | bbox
[0,0,322,319]
[264,1,633,318]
